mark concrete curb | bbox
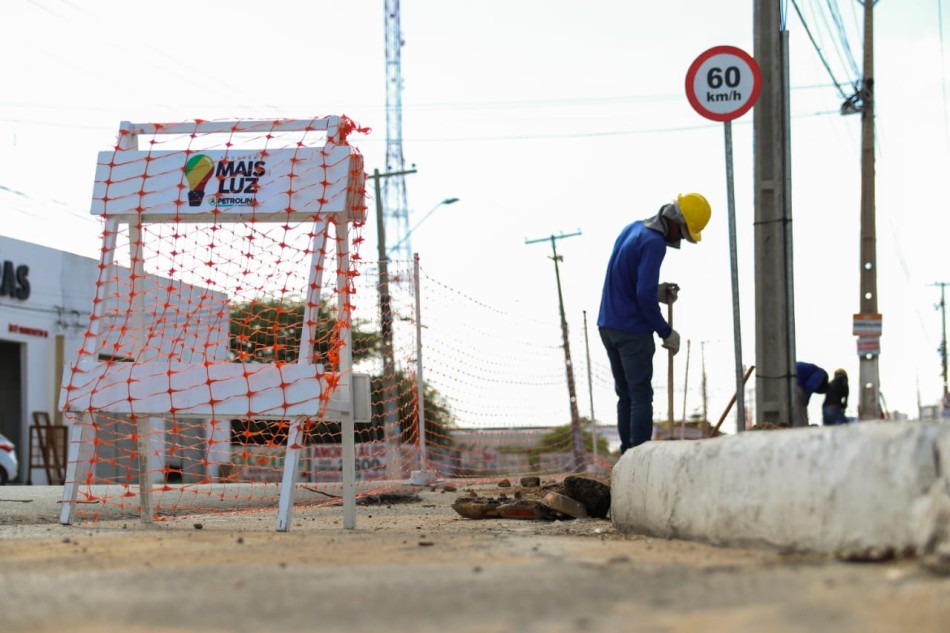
[611,421,950,554]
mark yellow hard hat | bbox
[677,193,711,242]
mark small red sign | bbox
[853,313,883,337]
[8,324,49,338]
[857,336,880,355]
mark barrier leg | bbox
[276,418,304,532]
[59,413,94,525]
[342,414,355,529]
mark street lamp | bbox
[387,197,459,257]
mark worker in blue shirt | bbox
[795,361,829,426]
[598,193,711,454]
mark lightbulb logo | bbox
[184,154,215,207]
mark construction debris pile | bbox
[451,474,611,521]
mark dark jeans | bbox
[599,327,655,454]
[822,404,847,425]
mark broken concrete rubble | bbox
[563,475,611,518]
[451,475,611,521]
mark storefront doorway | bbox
[0,340,24,480]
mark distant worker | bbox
[598,193,712,454]
[822,368,849,425]
[794,361,829,427]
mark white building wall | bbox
[0,234,230,484]
[0,236,92,482]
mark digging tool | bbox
[666,286,678,439]
[708,365,756,437]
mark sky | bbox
[2,0,949,433]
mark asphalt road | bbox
[0,483,948,633]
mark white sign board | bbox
[91,146,364,221]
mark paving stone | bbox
[540,491,588,519]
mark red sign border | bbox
[685,45,762,122]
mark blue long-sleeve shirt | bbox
[597,221,671,338]
[796,362,828,404]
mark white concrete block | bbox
[611,422,950,554]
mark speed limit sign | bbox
[685,46,761,122]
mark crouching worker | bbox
[822,368,849,425]
[794,361,829,427]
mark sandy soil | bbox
[0,482,948,633]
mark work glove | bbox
[662,329,680,355]
[657,282,679,305]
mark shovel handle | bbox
[667,301,675,439]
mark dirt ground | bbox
[0,481,948,633]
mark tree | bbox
[538,420,609,454]
[229,297,378,446]
[368,370,455,448]
[229,298,379,367]
[526,420,609,463]
[228,298,455,448]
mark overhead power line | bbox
[940,0,950,153]
[790,0,852,100]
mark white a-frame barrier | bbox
[58,117,370,531]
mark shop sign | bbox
[8,324,48,338]
[0,260,30,300]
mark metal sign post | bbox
[686,46,762,432]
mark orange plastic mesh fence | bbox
[356,258,619,485]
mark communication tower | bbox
[384,0,411,260]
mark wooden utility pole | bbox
[526,231,585,471]
[680,339,691,438]
[370,166,417,476]
[701,341,709,433]
[753,1,798,425]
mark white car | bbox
[0,433,19,484]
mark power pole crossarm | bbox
[525,230,583,246]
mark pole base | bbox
[410,470,438,486]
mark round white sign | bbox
[685,46,762,122]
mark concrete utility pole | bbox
[855,0,882,420]
[370,166,417,476]
[753,1,798,425]
[526,231,586,472]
